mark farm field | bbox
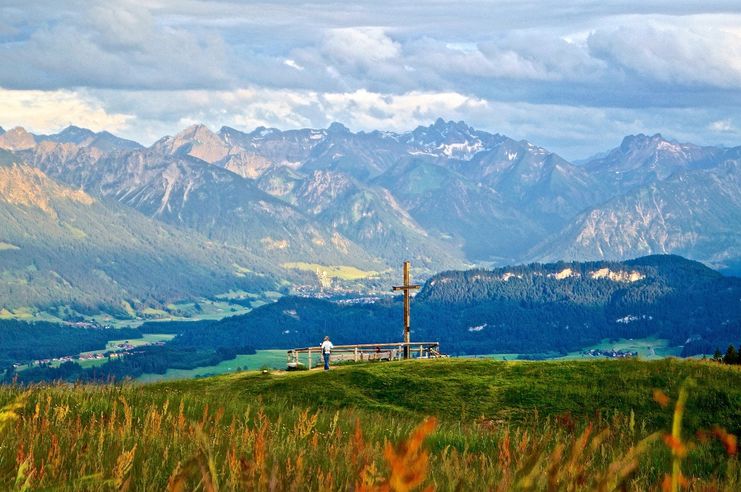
[137,349,287,382]
[79,333,176,357]
[475,337,683,362]
[561,337,683,359]
[0,358,739,490]
[282,262,383,280]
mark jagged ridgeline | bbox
[176,255,740,357]
[5,121,740,276]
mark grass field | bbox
[2,358,738,490]
[282,262,382,280]
[563,337,682,359]
[13,334,178,371]
[137,349,287,382]
[475,337,683,361]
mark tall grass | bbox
[0,364,738,490]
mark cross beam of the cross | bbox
[392,260,420,359]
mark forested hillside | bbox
[0,319,140,369]
[176,255,741,356]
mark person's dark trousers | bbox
[323,352,330,370]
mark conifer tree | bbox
[723,344,738,365]
[713,348,723,362]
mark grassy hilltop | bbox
[1,359,740,490]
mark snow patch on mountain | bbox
[439,141,484,159]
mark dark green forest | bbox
[0,319,140,368]
[14,344,254,383]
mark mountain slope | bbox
[263,168,466,269]
[530,160,741,273]
[0,151,281,315]
[585,133,727,194]
[24,142,383,270]
[4,121,740,273]
[374,156,541,262]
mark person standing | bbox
[321,336,334,370]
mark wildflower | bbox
[382,417,437,492]
[653,389,670,409]
[711,426,737,456]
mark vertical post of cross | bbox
[392,260,421,359]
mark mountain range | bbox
[1,120,739,316]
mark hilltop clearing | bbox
[1,359,739,490]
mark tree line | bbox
[713,344,741,365]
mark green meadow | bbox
[0,358,739,490]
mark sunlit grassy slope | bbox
[158,358,741,433]
[1,358,739,490]
[281,261,381,279]
[137,349,287,382]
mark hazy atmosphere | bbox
[1,0,740,158]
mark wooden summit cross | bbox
[392,261,420,359]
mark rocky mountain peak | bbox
[619,133,667,152]
[174,124,219,142]
[164,124,230,163]
[586,132,719,184]
[327,122,350,134]
[408,119,486,160]
[0,127,36,151]
[57,125,96,141]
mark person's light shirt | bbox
[321,340,334,354]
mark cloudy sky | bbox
[1,0,739,159]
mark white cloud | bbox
[708,119,735,133]
[588,21,741,88]
[321,90,489,130]
[0,1,739,157]
[284,59,304,71]
[0,1,232,90]
[322,27,401,66]
[0,88,132,134]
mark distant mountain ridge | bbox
[1,119,739,318]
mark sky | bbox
[0,0,740,159]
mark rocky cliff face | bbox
[0,127,36,151]
[529,160,741,272]
[585,133,725,194]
